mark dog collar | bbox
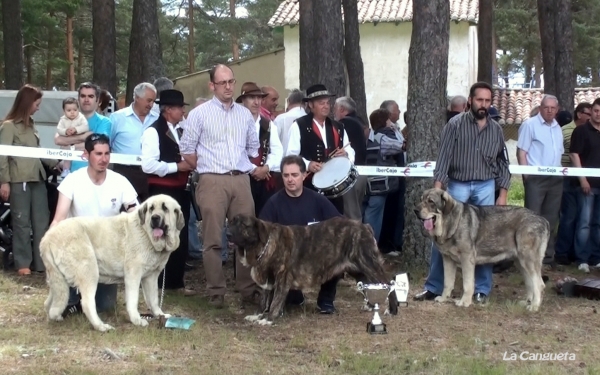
[256,236,271,263]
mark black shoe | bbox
[554,256,571,266]
[317,302,336,314]
[473,293,487,304]
[413,290,439,301]
[62,302,82,318]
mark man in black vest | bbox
[235,82,284,216]
[286,84,356,214]
[140,89,196,296]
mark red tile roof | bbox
[267,0,479,27]
[492,88,600,125]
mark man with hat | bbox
[286,84,355,214]
[236,82,284,216]
[141,89,196,296]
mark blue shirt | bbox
[110,104,159,155]
[70,112,111,172]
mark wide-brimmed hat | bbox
[303,84,335,102]
[155,89,188,106]
[235,82,268,103]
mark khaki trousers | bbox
[196,173,256,297]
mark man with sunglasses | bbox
[54,82,112,172]
[555,102,593,265]
[179,64,260,310]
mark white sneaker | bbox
[386,251,400,257]
[578,263,590,273]
[593,263,600,268]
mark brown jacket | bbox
[0,119,57,184]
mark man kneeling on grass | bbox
[258,155,341,314]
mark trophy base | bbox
[366,322,387,334]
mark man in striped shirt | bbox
[414,82,511,304]
[179,64,260,309]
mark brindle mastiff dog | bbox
[227,215,399,325]
[414,188,549,311]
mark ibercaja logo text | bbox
[537,167,557,173]
[376,167,398,174]
[46,150,74,158]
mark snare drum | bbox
[312,157,359,199]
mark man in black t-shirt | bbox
[259,155,342,314]
[568,98,600,272]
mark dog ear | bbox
[175,208,185,231]
[137,202,148,225]
[441,191,454,214]
[255,217,270,244]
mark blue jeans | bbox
[555,179,579,262]
[362,195,387,242]
[574,188,600,265]
[188,204,202,259]
[424,179,495,296]
[68,284,117,312]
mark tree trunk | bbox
[125,0,164,106]
[77,37,84,83]
[313,0,346,102]
[25,46,32,84]
[477,0,493,84]
[299,0,316,90]
[537,0,556,95]
[554,0,574,112]
[92,0,118,97]
[188,0,195,73]
[524,49,533,86]
[1,0,24,89]
[492,27,498,85]
[46,27,53,89]
[230,0,239,60]
[66,15,75,91]
[533,53,542,88]
[404,0,450,269]
[342,0,367,124]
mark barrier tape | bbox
[0,145,597,178]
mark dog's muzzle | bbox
[150,215,167,238]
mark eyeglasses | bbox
[581,111,592,116]
[212,79,236,87]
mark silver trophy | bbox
[357,273,410,334]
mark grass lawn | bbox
[0,178,596,374]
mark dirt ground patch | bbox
[0,253,599,375]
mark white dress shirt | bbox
[253,117,283,173]
[141,121,181,177]
[286,118,355,168]
[517,113,564,167]
[274,106,307,153]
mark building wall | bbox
[173,49,287,112]
[283,22,476,127]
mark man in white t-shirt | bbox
[50,133,139,317]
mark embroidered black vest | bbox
[250,116,271,166]
[146,117,187,187]
[295,114,345,163]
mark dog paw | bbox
[132,317,149,327]
[455,299,471,308]
[518,300,530,307]
[257,318,273,326]
[526,304,540,312]
[97,323,115,332]
[244,314,263,322]
[434,296,448,303]
[161,313,172,319]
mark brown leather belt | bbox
[222,170,243,176]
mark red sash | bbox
[312,120,340,157]
[147,171,188,188]
[251,147,278,191]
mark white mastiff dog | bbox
[40,194,184,332]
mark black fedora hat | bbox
[303,84,335,102]
[155,89,188,106]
